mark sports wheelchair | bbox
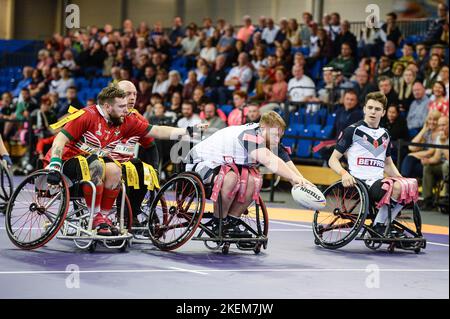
[145,171,269,255]
[5,169,133,252]
[0,161,13,214]
[312,179,426,254]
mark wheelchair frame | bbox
[146,171,269,255]
[5,169,133,252]
[313,179,427,254]
[0,162,13,214]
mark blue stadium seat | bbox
[306,124,322,136]
[304,110,321,125]
[289,110,304,126]
[295,128,313,158]
[75,77,90,90]
[282,127,298,150]
[326,113,336,127]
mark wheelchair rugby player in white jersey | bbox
[186,111,314,237]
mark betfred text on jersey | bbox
[356,157,385,168]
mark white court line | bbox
[270,220,312,228]
[169,267,209,275]
[0,268,447,275]
[269,229,311,232]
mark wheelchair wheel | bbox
[5,170,70,250]
[313,180,369,249]
[0,163,13,214]
[236,197,269,252]
[148,173,205,251]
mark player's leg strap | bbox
[376,177,419,209]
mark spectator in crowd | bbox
[202,103,226,137]
[401,110,442,179]
[28,69,47,100]
[396,68,416,112]
[169,16,185,49]
[331,90,363,139]
[7,88,38,139]
[262,18,279,47]
[166,91,183,123]
[353,68,377,106]
[438,65,449,100]
[421,115,449,210]
[378,76,399,108]
[180,26,201,67]
[200,37,218,65]
[223,52,253,99]
[428,81,449,116]
[228,91,249,126]
[246,104,261,123]
[202,17,216,38]
[274,18,289,47]
[265,66,288,103]
[407,82,430,134]
[374,56,393,83]
[149,103,174,126]
[300,12,313,46]
[217,25,236,61]
[182,71,199,100]
[287,18,301,47]
[0,92,15,135]
[152,69,170,97]
[383,40,397,62]
[36,49,54,71]
[204,54,227,103]
[287,65,316,103]
[335,20,357,58]
[424,2,448,45]
[327,42,356,78]
[251,65,272,103]
[49,67,74,100]
[381,12,402,46]
[135,80,152,114]
[326,12,342,41]
[177,100,202,128]
[166,70,184,99]
[423,53,443,93]
[59,49,78,72]
[237,15,255,44]
[56,86,83,119]
[12,66,33,98]
[382,105,410,163]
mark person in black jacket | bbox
[382,105,409,163]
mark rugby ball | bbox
[291,184,326,210]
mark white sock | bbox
[374,205,389,225]
[389,203,404,222]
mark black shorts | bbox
[366,179,388,204]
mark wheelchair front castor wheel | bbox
[88,242,97,253]
[414,247,421,254]
[314,238,320,246]
[119,241,128,253]
[222,243,230,255]
[254,244,261,254]
[387,243,395,253]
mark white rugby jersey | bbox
[186,123,291,170]
[335,120,393,182]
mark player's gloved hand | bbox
[1,154,12,168]
[47,157,62,185]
